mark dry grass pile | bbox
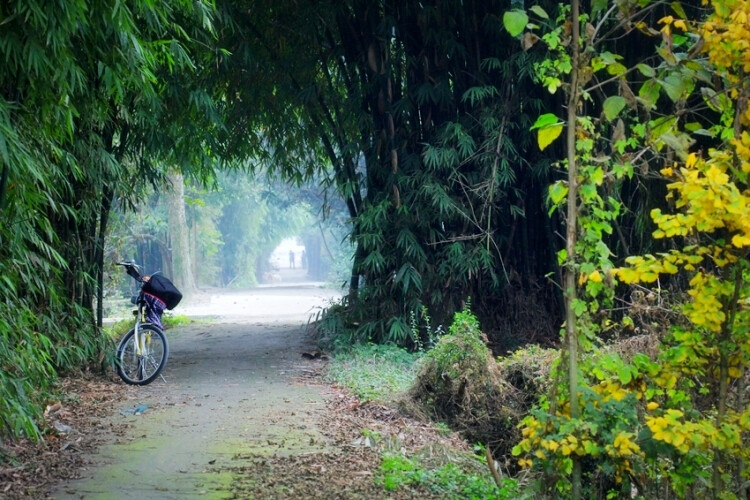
[407,309,533,460]
[496,345,557,411]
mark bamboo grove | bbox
[1,0,749,497]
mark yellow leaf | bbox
[672,433,685,447]
[641,272,659,282]
[659,15,674,25]
[615,267,640,284]
[685,153,698,168]
[538,124,564,151]
[660,167,674,176]
[732,234,750,248]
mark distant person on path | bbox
[289,249,295,269]
[301,250,307,269]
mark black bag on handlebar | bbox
[143,274,183,310]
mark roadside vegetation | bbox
[326,311,528,499]
[2,0,750,498]
[326,343,419,402]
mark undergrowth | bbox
[325,307,530,498]
[326,343,419,402]
[378,453,522,499]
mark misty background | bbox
[103,169,352,304]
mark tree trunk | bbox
[167,171,196,294]
[95,185,113,328]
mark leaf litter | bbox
[2,357,480,499]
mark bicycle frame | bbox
[133,299,148,355]
[115,260,169,385]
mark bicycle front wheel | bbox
[116,324,169,385]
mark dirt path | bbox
[34,272,468,499]
[52,277,341,499]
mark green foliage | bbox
[0,300,108,439]
[418,304,489,383]
[326,343,419,402]
[409,306,444,352]
[0,0,218,440]
[224,0,563,350]
[378,453,521,499]
[509,1,750,498]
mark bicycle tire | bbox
[116,324,169,385]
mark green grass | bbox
[378,453,521,499]
[326,343,419,402]
[104,313,192,339]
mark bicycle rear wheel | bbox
[116,324,169,385]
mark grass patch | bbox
[104,313,192,339]
[326,343,419,402]
[378,453,521,499]
[163,313,192,329]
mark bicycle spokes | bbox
[116,325,168,386]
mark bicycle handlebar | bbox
[116,261,143,281]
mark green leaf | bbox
[573,299,587,316]
[549,181,568,205]
[530,113,560,130]
[660,74,691,103]
[503,10,529,37]
[638,79,661,109]
[618,365,632,385]
[606,63,627,76]
[529,5,549,19]
[599,52,620,65]
[701,87,722,112]
[590,167,604,186]
[636,63,655,77]
[651,116,678,138]
[603,96,627,121]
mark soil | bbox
[1,269,471,499]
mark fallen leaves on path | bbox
[2,362,477,499]
[223,387,474,499]
[0,372,135,499]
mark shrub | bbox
[409,305,523,458]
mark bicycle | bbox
[114,261,169,385]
